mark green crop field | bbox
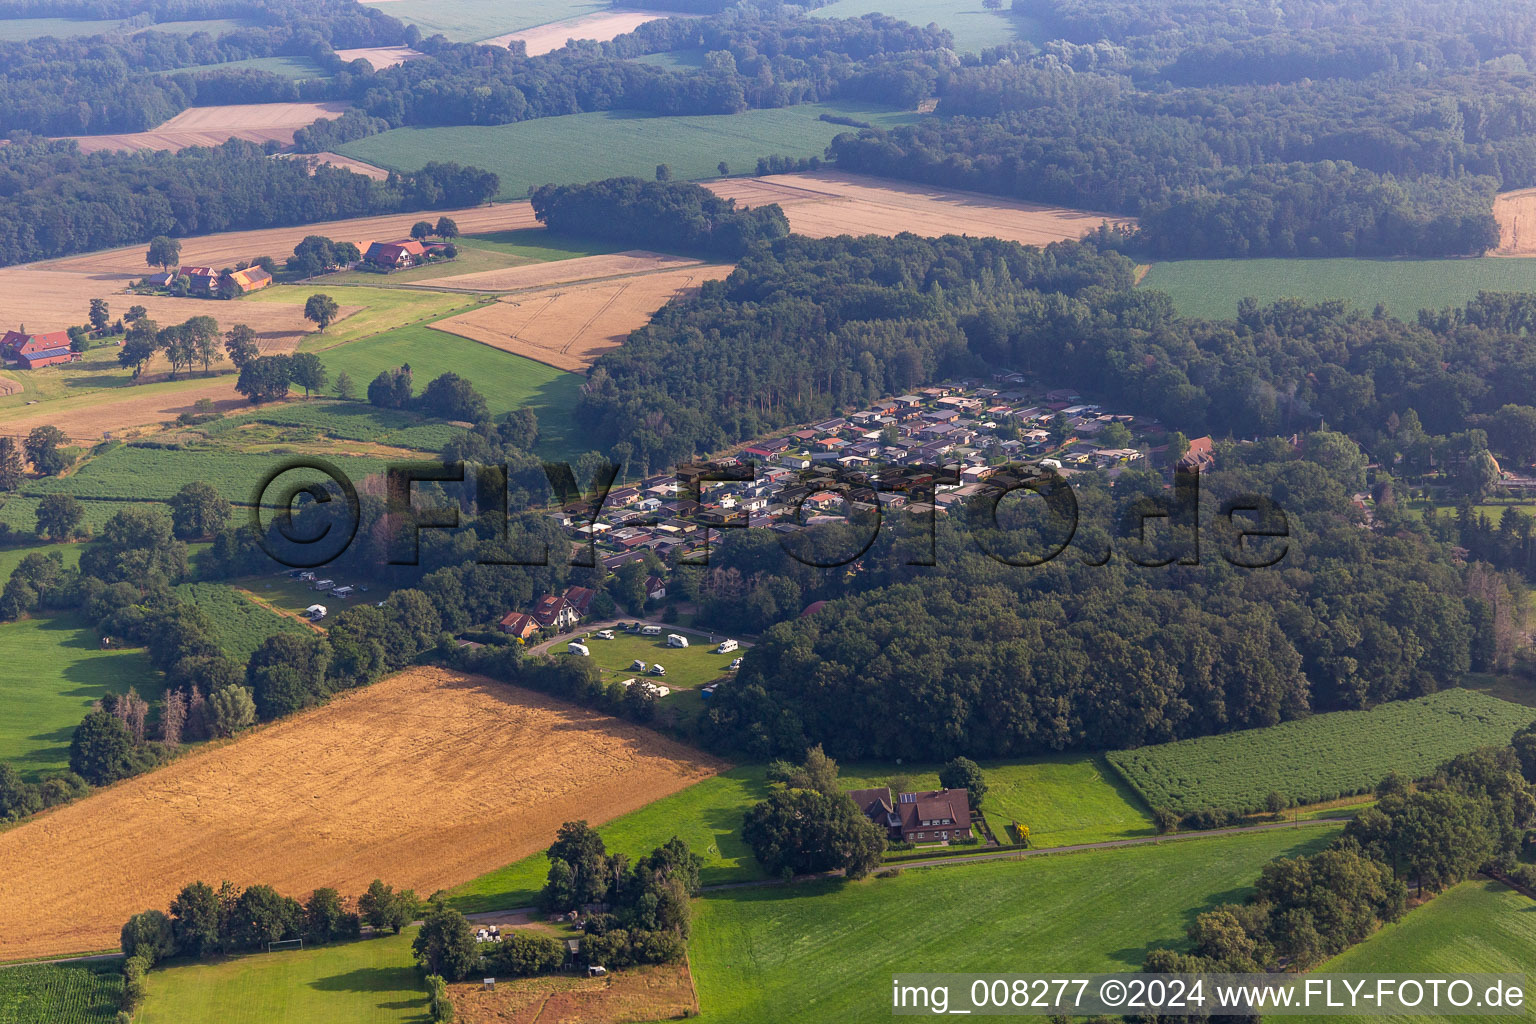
[152,55,330,79]
[0,962,124,1023]
[0,16,128,40]
[338,102,927,200]
[139,929,428,1024]
[316,326,584,461]
[1106,690,1536,815]
[0,497,142,536]
[1292,880,1536,1024]
[0,613,159,779]
[812,0,1045,53]
[554,628,740,689]
[360,0,602,43]
[175,583,314,661]
[195,401,459,453]
[1139,257,1536,321]
[689,828,1338,1023]
[242,285,475,352]
[22,445,392,506]
[449,765,771,913]
[839,754,1156,849]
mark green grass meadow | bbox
[316,326,584,461]
[175,582,314,661]
[359,0,603,43]
[338,103,927,200]
[1292,880,1536,1024]
[555,629,740,689]
[0,613,159,779]
[1140,257,1536,321]
[152,55,330,79]
[0,961,124,1023]
[812,0,1045,53]
[0,541,82,584]
[689,828,1338,1023]
[139,930,429,1024]
[194,401,460,453]
[1106,690,1536,815]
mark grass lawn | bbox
[1139,257,1536,321]
[554,628,741,689]
[0,496,150,535]
[194,400,460,454]
[339,102,927,200]
[0,344,177,413]
[1291,880,1536,1024]
[151,55,330,79]
[0,612,160,779]
[175,582,316,660]
[1464,671,1536,710]
[812,0,1045,52]
[839,754,1156,848]
[630,48,708,71]
[237,573,395,625]
[0,961,124,1022]
[139,929,429,1024]
[0,540,83,584]
[362,0,603,43]
[316,325,584,461]
[448,765,772,913]
[689,828,1338,1023]
[239,285,477,353]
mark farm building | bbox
[0,329,77,369]
[180,265,221,296]
[225,265,273,294]
[363,238,429,269]
[848,786,973,844]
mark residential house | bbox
[563,585,597,619]
[531,593,580,631]
[0,329,76,368]
[1178,435,1216,472]
[363,239,429,269]
[849,786,974,843]
[645,575,667,601]
[179,265,221,296]
[498,611,539,640]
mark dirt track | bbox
[0,667,725,961]
[705,170,1135,245]
[430,264,732,371]
[65,101,351,154]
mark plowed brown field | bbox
[65,101,352,154]
[411,249,700,291]
[705,170,1134,245]
[429,263,731,371]
[0,667,724,961]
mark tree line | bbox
[531,177,789,259]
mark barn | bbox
[0,329,77,369]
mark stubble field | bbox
[65,101,352,154]
[0,666,726,961]
[705,170,1135,245]
[429,263,732,370]
[1493,187,1536,255]
[411,249,700,292]
[482,9,688,54]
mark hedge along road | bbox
[7,816,1348,967]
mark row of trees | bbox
[530,177,789,259]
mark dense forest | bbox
[530,178,789,258]
[0,141,496,265]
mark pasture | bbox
[689,829,1338,1023]
[358,0,606,43]
[811,0,1045,53]
[0,540,82,584]
[66,101,351,154]
[0,16,253,41]
[312,233,609,288]
[152,55,330,79]
[316,325,584,460]
[1292,880,1536,1024]
[244,285,472,351]
[0,962,123,1023]
[196,401,460,452]
[0,667,724,960]
[139,929,427,1024]
[0,613,159,780]
[429,262,732,372]
[706,170,1134,246]
[1106,690,1536,815]
[0,496,150,535]
[1138,257,1536,321]
[556,629,741,689]
[336,102,926,200]
[176,582,314,661]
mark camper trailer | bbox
[305,604,327,621]
[640,625,663,636]
[331,585,355,598]
[666,633,689,648]
[596,629,615,640]
[716,639,738,654]
[312,579,335,591]
[630,659,647,671]
[650,664,666,676]
[568,642,590,656]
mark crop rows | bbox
[176,583,315,661]
[0,963,123,1023]
[1106,690,1536,814]
[200,401,458,452]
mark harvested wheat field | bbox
[0,380,289,440]
[482,9,687,55]
[45,201,541,278]
[449,962,698,1023]
[334,44,428,69]
[1494,187,1536,255]
[66,101,352,154]
[431,263,732,371]
[705,170,1135,245]
[412,249,701,292]
[280,150,392,180]
[0,667,724,961]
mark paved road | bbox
[6,818,1349,966]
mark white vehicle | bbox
[730,657,743,670]
[619,677,638,688]
[640,625,663,636]
[331,585,355,598]
[1039,458,1063,470]
[716,639,738,654]
[305,604,327,621]
[645,683,670,698]
[650,664,666,676]
[312,579,335,591]
[596,629,615,640]
[666,633,689,648]
[568,642,590,656]
[630,659,648,671]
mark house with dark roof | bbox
[531,593,579,630]
[849,786,973,843]
[498,611,538,640]
[0,329,77,369]
[363,239,429,269]
[563,585,597,619]
[225,266,272,294]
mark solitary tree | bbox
[224,323,259,369]
[36,494,84,539]
[0,437,23,491]
[412,901,478,981]
[655,164,672,181]
[333,371,356,401]
[158,323,196,378]
[304,294,340,332]
[208,684,257,737]
[88,298,110,334]
[125,305,148,324]
[24,425,69,476]
[146,235,181,273]
[169,481,232,539]
[69,710,139,786]
[718,161,730,176]
[182,315,222,374]
[939,757,988,809]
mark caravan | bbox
[640,625,663,636]
[716,639,738,654]
[666,633,689,648]
[568,642,590,656]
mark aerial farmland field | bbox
[66,101,352,154]
[337,102,927,199]
[357,0,610,44]
[811,0,1044,52]
[0,667,725,960]
[0,962,124,1023]
[1138,257,1536,320]
[175,583,315,661]
[1106,690,1536,814]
